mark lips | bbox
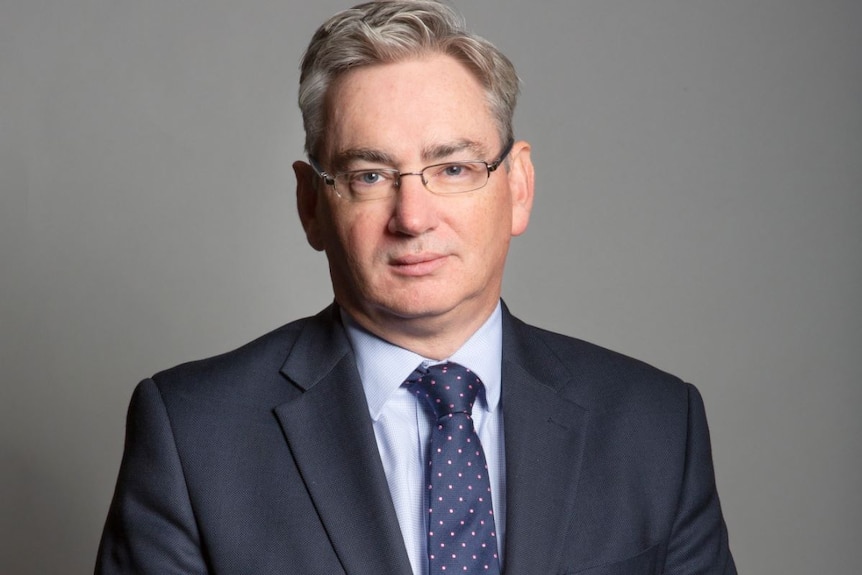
[389,252,449,276]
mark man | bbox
[96,1,736,574]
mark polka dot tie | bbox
[407,362,501,574]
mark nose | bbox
[388,172,439,236]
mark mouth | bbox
[389,253,449,277]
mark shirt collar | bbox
[341,302,503,421]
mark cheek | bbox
[476,197,514,248]
[330,209,385,267]
[448,205,509,273]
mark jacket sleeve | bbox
[95,378,209,574]
[664,383,737,574]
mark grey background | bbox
[1,0,860,573]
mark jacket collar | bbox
[499,307,589,575]
[276,305,414,574]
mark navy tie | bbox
[407,362,501,574]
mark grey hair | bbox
[298,0,520,157]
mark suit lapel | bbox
[500,311,589,575]
[274,307,413,575]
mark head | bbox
[294,1,534,358]
[298,0,520,158]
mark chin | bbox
[379,287,491,322]
[366,289,455,319]
[378,299,453,321]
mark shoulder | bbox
[504,311,694,413]
[148,306,339,401]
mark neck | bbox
[340,300,499,360]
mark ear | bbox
[506,140,535,237]
[293,160,326,251]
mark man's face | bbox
[296,54,533,348]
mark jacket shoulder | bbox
[148,306,337,399]
[505,313,692,411]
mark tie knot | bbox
[407,362,482,419]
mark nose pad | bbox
[395,171,427,192]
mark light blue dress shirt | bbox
[341,303,506,575]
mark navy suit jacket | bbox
[96,304,736,574]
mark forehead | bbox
[321,54,497,160]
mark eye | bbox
[442,164,466,177]
[349,170,388,186]
[434,162,482,180]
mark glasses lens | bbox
[340,169,398,201]
[423,162,489,194]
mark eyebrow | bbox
[423,139,485,162]
[330,139,487,172]
[329,148,396,172]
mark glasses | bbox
[309,138,514,202]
